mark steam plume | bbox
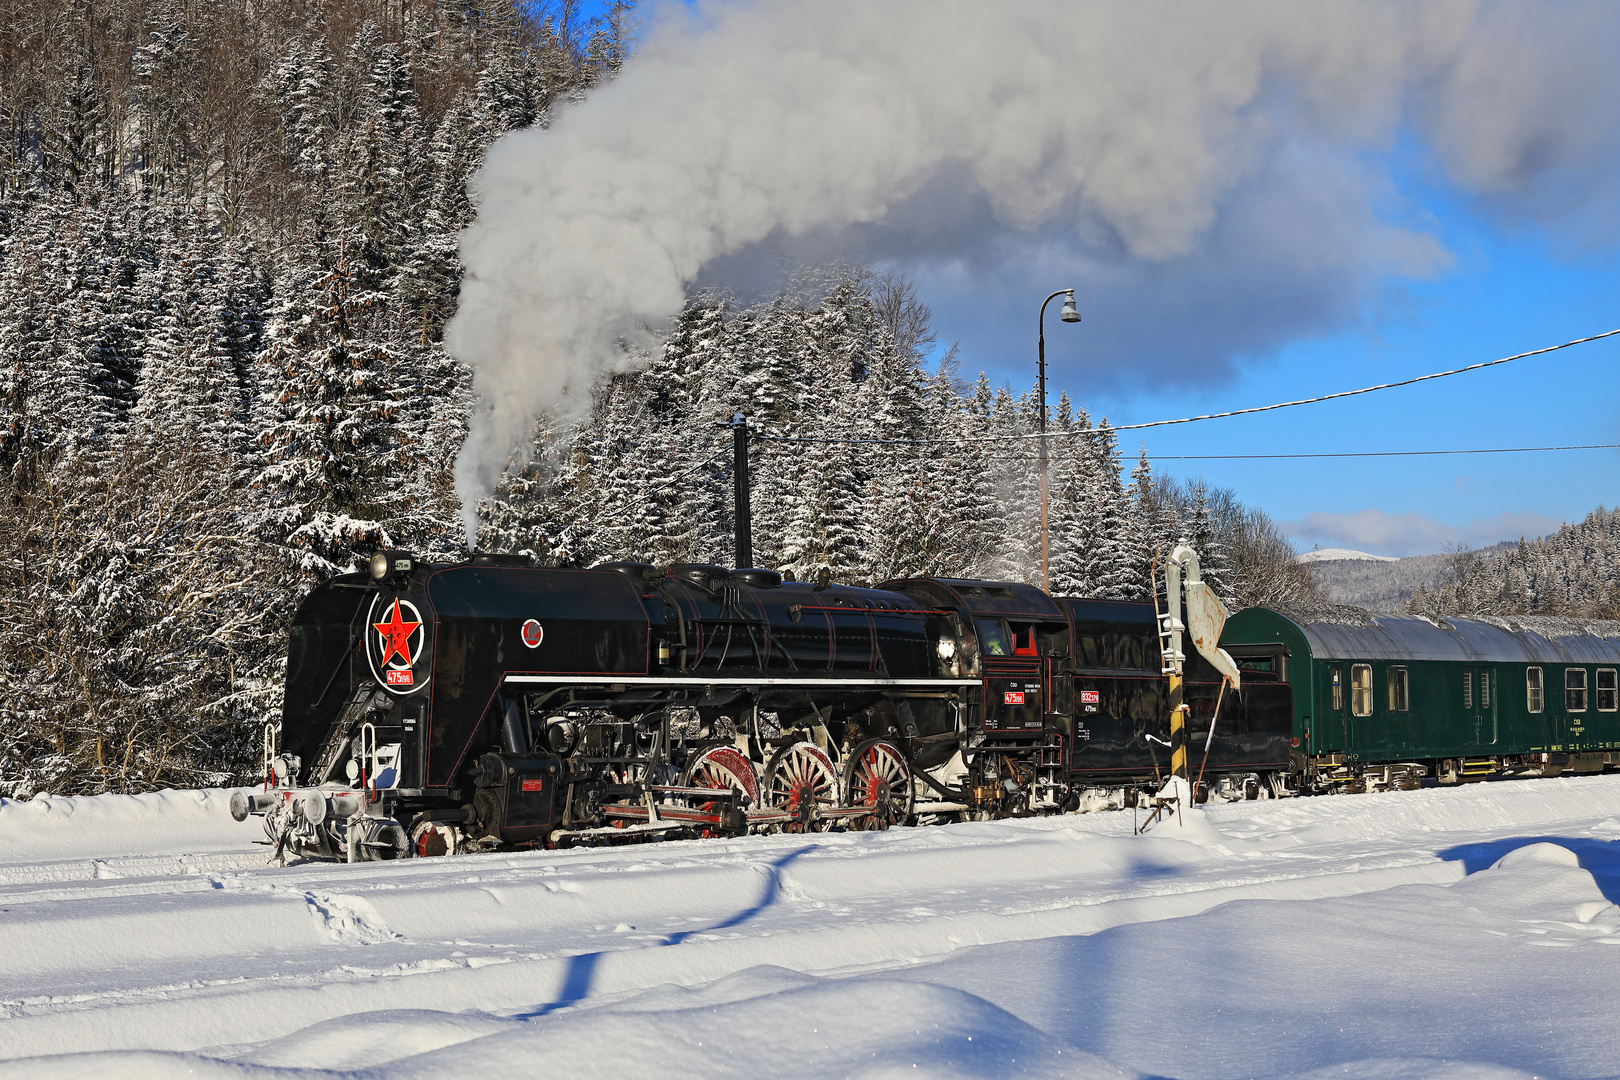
[448,0,1620,547]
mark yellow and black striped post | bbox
[1168,669,1188,784]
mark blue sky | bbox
[561,0,1618,559]
[948,184,1620,558]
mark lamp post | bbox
[1037,289,1081,593]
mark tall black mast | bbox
[730,412,752,569]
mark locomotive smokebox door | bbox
[988,678,1043,735]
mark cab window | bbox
[1351,664,1372,717]
[1330,666,1343,711]
[1527,667,1544,713]
[977,620,1012,658]
[1010,623,1039,657]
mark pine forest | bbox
[4,0,1324,798]
[1404,506,1620,620]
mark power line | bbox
[1147,443,1620,461]
[751,326,1620,447]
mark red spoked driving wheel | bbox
[843,739,914,830]
[765,741,838,833]
[681,745,760,835]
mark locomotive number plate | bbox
[386,669,414,686]
[1080,690,1100,704]
[1003,691,1025,705]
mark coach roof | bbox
[1243,604,1620,665]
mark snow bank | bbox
[6,777,1620,1078]
[0,788,252,866]
[3,973,1130,1080]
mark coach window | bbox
[1567,668,1588,712]
[1480,668,1491,710]
[1595,668,1618,712]
[1463,668,1473,710]
[1330,666,1343,711]
[1351,664,1372,717]
[1387,667,1409,712]
[1527,667,1544,713]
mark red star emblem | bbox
[373,599,421,668]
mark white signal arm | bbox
[1166,542,1242,692]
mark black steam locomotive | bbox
[232,552,1292,861]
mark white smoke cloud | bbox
[447,0,1620,546]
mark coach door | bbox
[1465,666,1497,746]
[1347,663,1373,756]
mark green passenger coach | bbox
[1220,604,1620,791]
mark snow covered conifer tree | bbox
[1184,476,1231,602]
[131,208,239,456]
[252,233,400,577]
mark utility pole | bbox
[730,412,752,569]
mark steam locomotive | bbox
[233,551,1292,861]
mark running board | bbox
[505,675,981,689]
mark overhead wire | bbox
[1147,443,1620,461]
[748,326,1620,447]
[745,440,1620,464]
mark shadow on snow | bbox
[518,844,817,1017]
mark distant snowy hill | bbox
[1301,542,1516,611]
[1296,547,1399,564]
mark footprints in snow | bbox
[302,890,401,945]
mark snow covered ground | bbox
[4,780,1620,1079]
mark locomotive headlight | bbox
[369,550,416,581]
[937,638,956,660]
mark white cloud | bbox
[447,0,1620,544]
[1282,508,1564,558]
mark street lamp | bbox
[1037,289,1080,593]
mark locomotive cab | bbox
[881,577,1074,815]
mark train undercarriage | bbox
[236,692,1088,861]
[236,736,1620,863]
